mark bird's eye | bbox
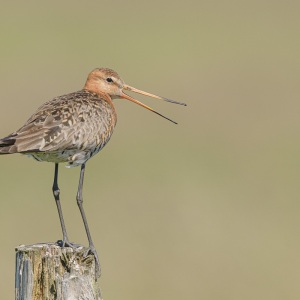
[106,77,113,83]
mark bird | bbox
[0,67,186,277]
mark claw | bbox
[83,246,101,278]
[56,239,81,249]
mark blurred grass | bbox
[0,0,300,299]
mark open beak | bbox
[121,84,186,124]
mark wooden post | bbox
[15,243,102,300]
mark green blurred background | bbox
[0,1,299,299]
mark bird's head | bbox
[84,67,186,124]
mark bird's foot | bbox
[56,240,101,278]
[83,245,101,279]
[56,239,81,249]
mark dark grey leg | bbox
[77,163,101,277]
[52,163,71,246]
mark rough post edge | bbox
[15,243,102,300]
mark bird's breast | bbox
[28,91,118,166]
[73,97,117,150]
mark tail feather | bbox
[0,134,18,154]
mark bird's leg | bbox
[77,163,101,277]
[52,163,72,247]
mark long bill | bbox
[121,84,187,124]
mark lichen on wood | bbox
[15,243,101,300]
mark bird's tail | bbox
[0,134,17,154]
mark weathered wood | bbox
[15,243,102,300]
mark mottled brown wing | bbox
[0,90,116,155]
[0,93,85,154]
[5,115,73,153]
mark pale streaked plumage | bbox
[0,71,118,167]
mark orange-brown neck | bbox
[84,77,104,95]
[83,78,117,119]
